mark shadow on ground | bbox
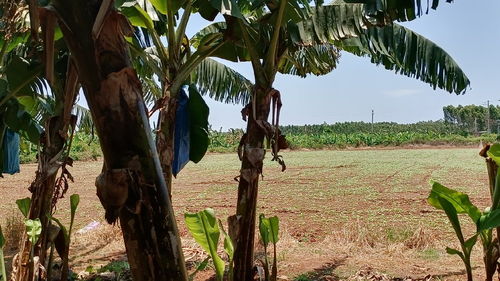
[293,258,346,281]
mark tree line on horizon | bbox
[444,105,500,133]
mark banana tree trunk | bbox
[13,48,78,281]
[51,1,187,280]
[232,86,272,281]
[13,115,69,281]
[155,96,177,197]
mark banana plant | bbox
[258,214,280,281]
[16,196,42,253]
[118,0,253,189]
[2,213,43,281]
[481,143,500,280]
[428,182,480,281]
[198,0,469,278]
[0,56,45,177]
[0,3,47,148]
[3,9,83,278]
[24,219,42,246]
[185,208,234,281]
[48,194,80,281]
[15,197,42,260]
[428,177,500,281]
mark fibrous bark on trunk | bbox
[155,94,177,198]
[12,116,71,281]
[50,1,187,280]
[232,86,276,281]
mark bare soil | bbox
[0,147,493,280]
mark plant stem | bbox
[0,40,8,70]
[263,244,269,281]
[175,1,192,52]
[272,242,277,281]
[0,249,6,281]
[264,0,287,76]
[166,0,177,68]
[46,243,54,280]
[465,261,473,281]
[237,19,266,85]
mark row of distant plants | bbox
[20,133,101,164]
[281,120,470,135]
[19,121,498,163]
[210,121,499,152]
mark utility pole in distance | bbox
[487,100,491,133]
[371,109,374,132]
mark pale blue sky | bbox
[185,1,500,130]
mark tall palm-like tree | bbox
[45,1,188,280]
[197,0,469,279]
[119,1,253,195]
[1,3,88,279]
[4,1,252,279]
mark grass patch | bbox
[386,228,414,243]
[418,248,441,261]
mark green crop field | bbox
[17,121,499,164]
[208,121,498,152]
[0,147,493,280]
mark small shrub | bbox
[3,211,24,251]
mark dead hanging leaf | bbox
[96,169,131,224]
[272,155,286,172]
[269,90,286,172]
[278,134,289,149]
[480,143,491,158]
[237,133,247,161]
[52,162,74,209]
[270,130,287,172]
[241,103,251,121]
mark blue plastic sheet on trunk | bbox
[172,88,190,177]
[2,129,20,174]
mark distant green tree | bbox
[443,105,500,133]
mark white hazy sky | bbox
[183,0,500,130]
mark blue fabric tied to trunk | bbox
[2,129,20,175]
[172,88,190,177]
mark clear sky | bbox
[184,0,500,130]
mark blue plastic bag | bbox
[2,129,20,174]
[172,88,190,177]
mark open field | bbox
[0,147,494,280]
